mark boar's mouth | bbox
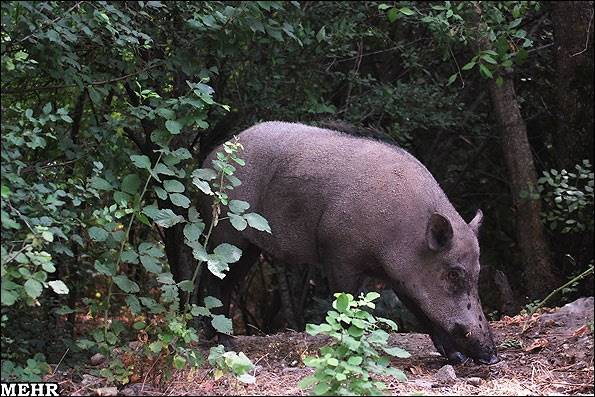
[394,291,497,365]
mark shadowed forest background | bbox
[1,0,593,388]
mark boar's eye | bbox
[446,267,467,291]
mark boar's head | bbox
[389,209,499,365]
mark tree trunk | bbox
[487,76,559,299]
[551,1,594,169]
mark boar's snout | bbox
[450,320,499,365]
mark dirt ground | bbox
[51,297,594,396]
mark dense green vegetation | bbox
[1,0,593,387]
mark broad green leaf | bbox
[229,213,247,231]
[211,315,233,335]
[313,382,331,395]
[244,213,271,233]
[88,226,109,242]
[130,154,151,169]
[173,355,186,369]
[204,296,223,309]
[191,305,211,316]
[188,206,201,223]
[462,61,476,70]
[112,275,140,293]
[121,174,141,194]
[90,176,113,191]
[156,272,175,284]
[140,255,162,273]
[228,200,250,214]
[184,222,204,241]
[207,256,229,279]
[298,376,318,389]
[479,63,493,78]
[94,260,116,276]
[193,178,213,195]
[165,120,183,134]
[387,7,398,22]
[192,244,209,261]
[48,280,69,294]
[213,243,242,263]
[126,295,141,315]
[163,179,185,193]
[142,206,185,228]
[383,346,411,358]
[178,280,194,292]
[120,250,139,264]
[399,7,415,15]
[335,293,350,312]
[24,279,43,299]
[149,341,163,353]
[169,192,190,208]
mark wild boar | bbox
[200,121,499,365]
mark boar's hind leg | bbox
[201,243,261,345]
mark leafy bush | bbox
[299,292,409,396]
[538,159,594,233]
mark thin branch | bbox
[1,62,163,95]
[571,8,594,57]
[3,1,85,54]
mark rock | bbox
[90,353,105,366]
[81,374,101,386]
[119,384,144,396]
[433,364,457,384]
[95,387,118,396]
[467,377,483,386]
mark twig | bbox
[522,264,595,331]
[53,347,70,374]
[2,62,163,95]
[571,8,594,57]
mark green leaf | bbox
[228,200,250,214]
[481,54,498,64]
[183,222,204,241]
[165,120,183,135]
[313,382,331,395]
[126,295,141,314]
[24,279,43,299]
[1,185,12,198]
[142,206,185,228]
[130,155,151,169]
[88,226,109,242]
[204,296,223,309]
[94,260,116,276]
[48,280,69,294]
[447,73,457,86]
[140,255,162,273]
[192,244,209,261]
[163,179,185,193]
[335,293,350,312]
[43,102,53,114]
[229,213,247,231]
[112,275,140,293]
[149,341,163,353]
[387,7,398,22]
[90,176,113,191]
[211,315,233,335]
[173,355,186,369]
[298,375,318,389]
[479,63,493,78]
[462,61,476,70]
[244,213,271,233]
[169,193,191,208]
[383,346,411,358]
[120,250,139,264]
[122,174,141,194]
[178,280,194,292]
[193,178,213,195]
[41,230,54,242]
[399,7,415,15]
[156,272,175,285]
[213,243,242,263]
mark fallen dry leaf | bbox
[572,324,591,337]
[524,338,550,352]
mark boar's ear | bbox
[426,213,453,251]
[469,209,483,236]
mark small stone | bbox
[467,377,483,386]
[90,353,105,366]
[81,374,101,386]
[433,364,457,384]
[95,386,118,396]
